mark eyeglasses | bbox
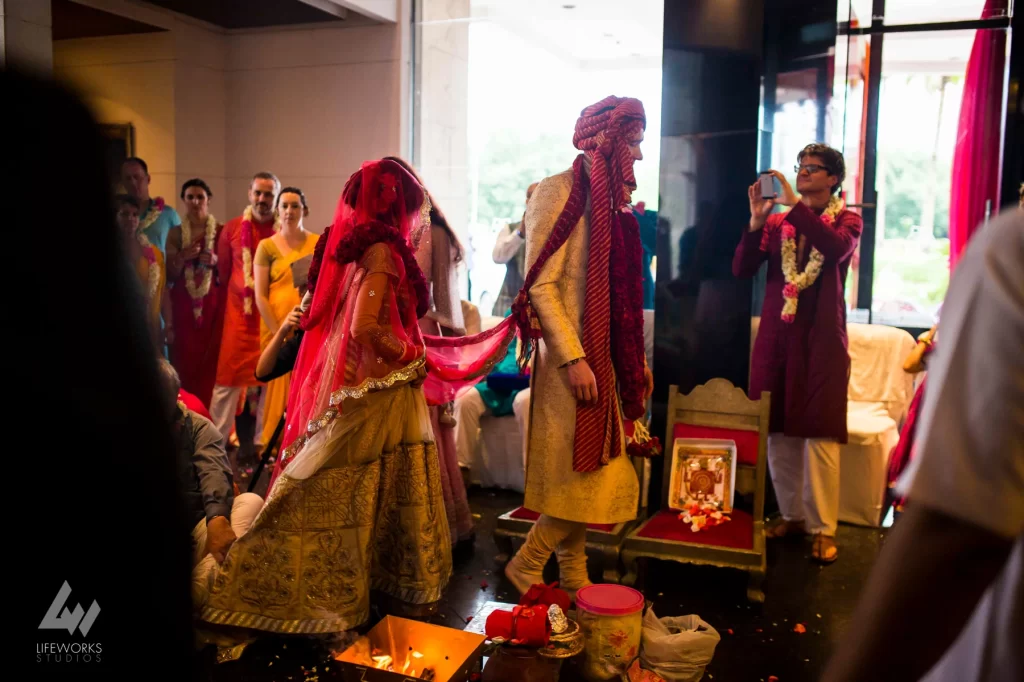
[795,164,830,175]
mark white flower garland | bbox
[241,205,282,315]
[181,214,218,322]
[138,197,166,234]
[779,195,844,323]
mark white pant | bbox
[514,388,530,467]
[191,492,263,608]
[209,385,263,446]
[453,386,530,487]
[768,435,840,536]
[209,385,241,443]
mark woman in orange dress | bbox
[165,179,226,407]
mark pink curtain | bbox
[949,0,1007,271]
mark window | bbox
[414,0,664,315]
[831,1,1011,329]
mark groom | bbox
[504,96,654,598]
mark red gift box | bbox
[485,605,551,647]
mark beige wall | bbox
[223,21,406,230]
[52,3,411,231]
[54,33,181,207]
[172,20,228,221]
[416,0,469,256]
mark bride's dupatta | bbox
[269,161,432,487]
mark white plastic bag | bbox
[637,608,720,682]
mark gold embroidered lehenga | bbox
[201,160,452,634]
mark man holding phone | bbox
[733,143,863,564]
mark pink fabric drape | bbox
[949,0,1007,271]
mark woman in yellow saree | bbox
[254,187,319,447]
[200,160,451,634]
[117,194,168,349]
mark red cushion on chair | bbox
[636,508,754,550]
[672,424,760,467]
[508,507,617,532]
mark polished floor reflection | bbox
[204,487,885,681]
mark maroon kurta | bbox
[733,201,863,441]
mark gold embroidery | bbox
[235,531,297,613]
[368,289,376,297]
[302,531,360,612]
[202,440,451,632]
[279,356,426,463]
[328,355,425,404]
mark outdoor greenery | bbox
[881,150,951,240]
[473,130,576,226]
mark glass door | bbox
[833,0,1012,330]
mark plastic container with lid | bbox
[575,584,645,680]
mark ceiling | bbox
[52,0,353,39]
[470,0,663,69]
[142,0,347,29]
[52,0,166,40]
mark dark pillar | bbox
[651,0,764,508]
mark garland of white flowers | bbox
[778,195,844,323]
[181,214,218,323]
[138,197,166,234]
[240,205,282,315]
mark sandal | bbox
[812,533,838,564]
[765,519,806,539]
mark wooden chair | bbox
[621,379,770,602]
[493,455,648,585]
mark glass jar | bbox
[575,584,644,680]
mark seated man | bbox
[453,326,530,490]
[157,359,262,608]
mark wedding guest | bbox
[116,193,170,349]
[491,183,538,315]
[121,156,181,254]
[733,144,862,564]
[166,178,226,407]
[823,210,1022,682]
[254,187,318,447]
[209,173,280,444]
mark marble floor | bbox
[202,469,887,682]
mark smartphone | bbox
[759,172,777,200]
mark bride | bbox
[200,159,451,633]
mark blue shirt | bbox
[140,201,181,255]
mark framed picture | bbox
[668,438,737,513]
[98,123,135,192]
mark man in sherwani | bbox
[733,144,863,564]
[504,97,654,598]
